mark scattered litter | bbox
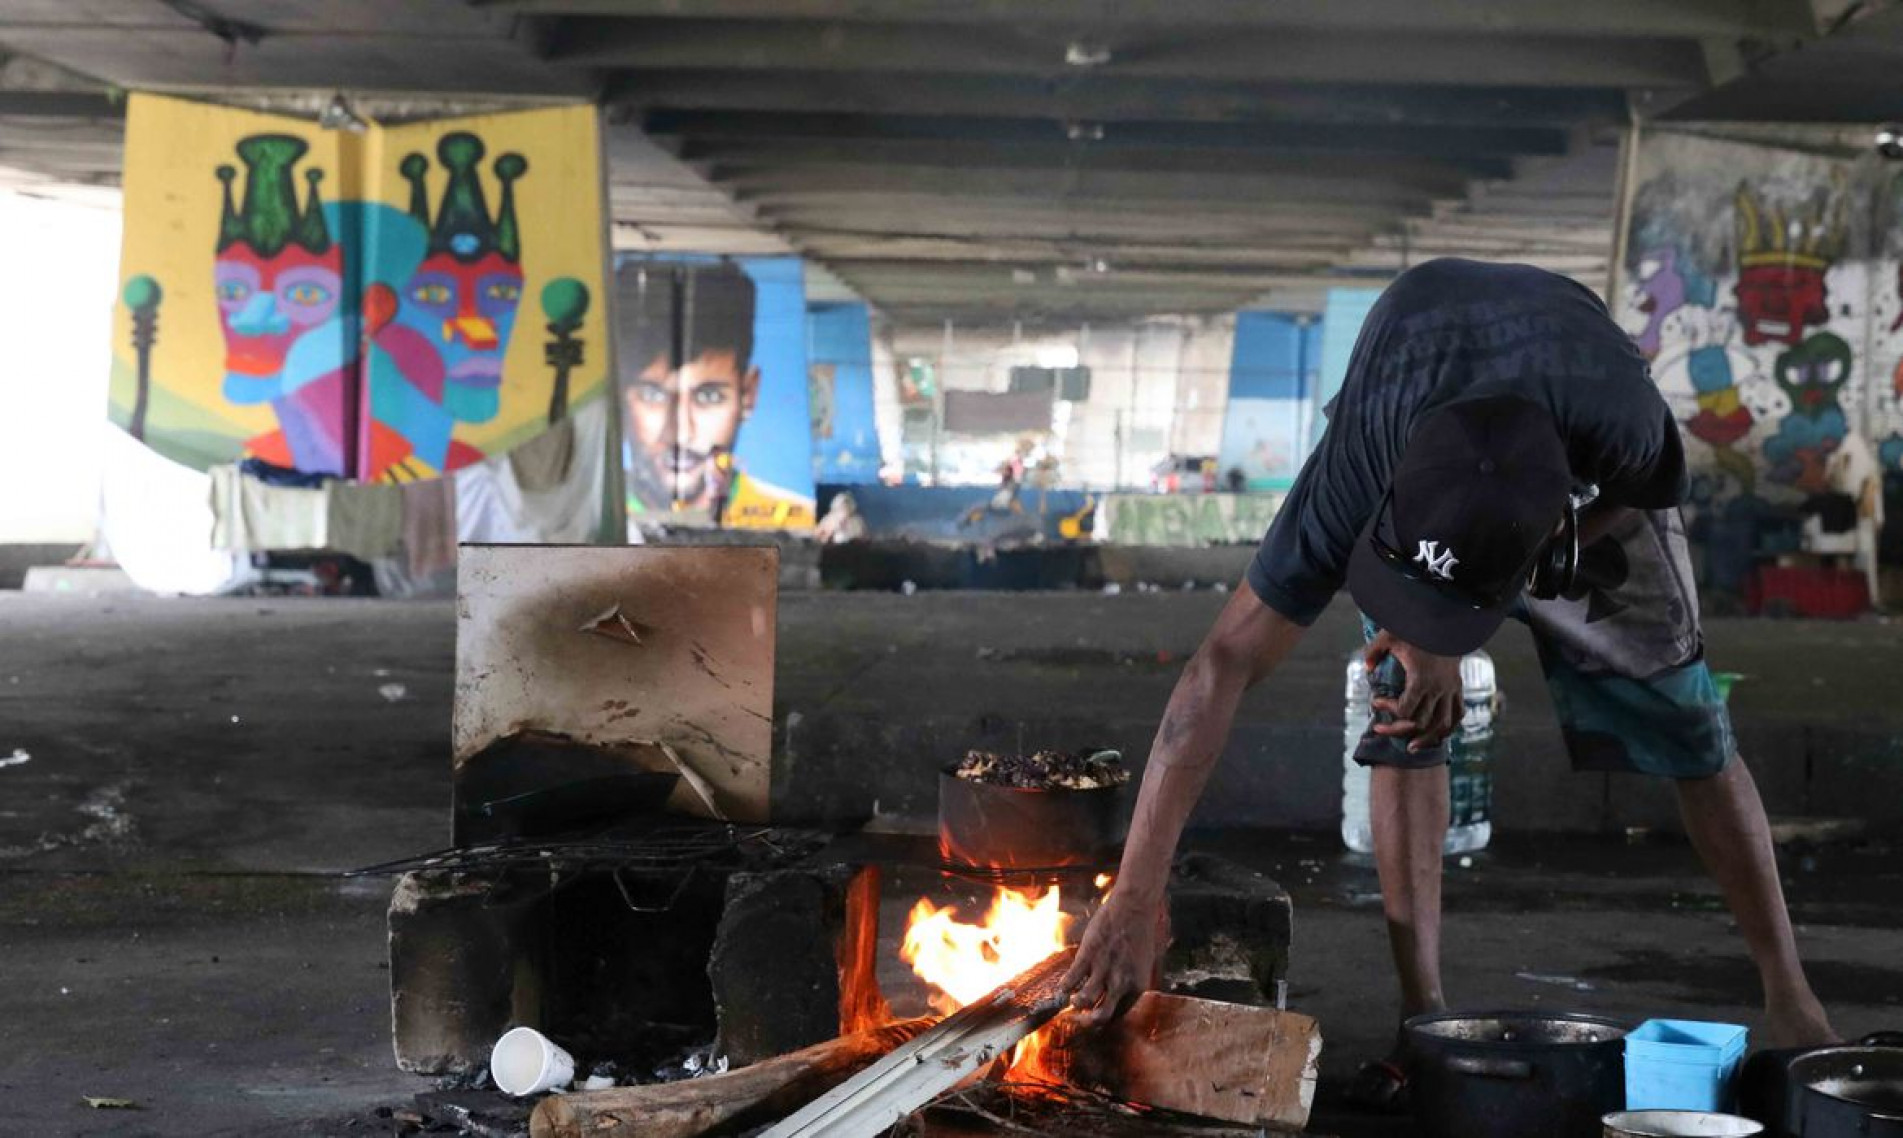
[60,986,70,995]
[229,715,241,725]
[371,667,392,678]
[0,749,29,769]
[1458,856,1473,868]
[1515,971,1595,992]
[681,1050,729,1078]
[378,683,408,703]
[900,580,917,595]
[578,1074,615,1091]
[83,1097,136,1110]
[1101,582,1122,594]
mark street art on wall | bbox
[111,94,609,483]
[1217,312,1320,490]
[1619,131,1903,538]
[614,256,816,529]
[1098,492,1284,547]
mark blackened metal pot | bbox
[1406,1010,1631,1138]
[937,769,1122,870]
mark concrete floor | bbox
[1,592,1899,1136]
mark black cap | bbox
[1347,395,1572,656]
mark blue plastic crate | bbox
[1625,1019,1750,1111]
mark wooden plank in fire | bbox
[758,947,1077,1138]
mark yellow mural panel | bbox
[110,93,609,482]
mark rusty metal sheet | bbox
[453,544,778,823]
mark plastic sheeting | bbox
[98,423,242,595]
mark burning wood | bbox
[758,947,1078,1138]
[528,1016,935,1138]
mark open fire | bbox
[899,877,1111,1076]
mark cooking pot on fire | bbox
[937,764,1123,871]
[1406,1010,1631,1138]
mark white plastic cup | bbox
[490,1026,576,1097]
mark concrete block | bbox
[709,863,889,1067]
[1163,853,1293,1004]
[388,872,542,1075]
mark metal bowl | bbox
[1603,1110,1764,1137]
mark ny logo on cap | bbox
[1414,541,1459,581]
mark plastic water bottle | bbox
[1341,648,1496,855]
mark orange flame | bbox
[901,886,1071,1017]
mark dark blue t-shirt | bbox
[1247,259,1687,624]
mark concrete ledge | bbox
[0,543,86,589]
[22,565,138,594]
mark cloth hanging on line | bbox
[209,464,328,551]
[324,480,403,562]
[398,475,459,579]
[455,399,607,545]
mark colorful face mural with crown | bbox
[214,134,352,475]
[359,132,530,479]
[1732,181,1846,348]
[109,95,608,487]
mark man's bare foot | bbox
[1766,990,1839,1049]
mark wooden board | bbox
[453,545,777,822]
[1034,993,1321,1129]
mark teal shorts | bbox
[1359,508,1735,780]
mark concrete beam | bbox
[755,198,1420,236]
[832,261,1347,291]
[0,91,120,117]
[794,234,1365,265]
[764,207,1404,244]
[725,169,1448,209]
[492,0,1813,40]
[687,140,1511,183]
[610,72,1629,128]
[554,21,1710,89]
[650,112,1572,158]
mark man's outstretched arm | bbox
[1062,582,1309,1022]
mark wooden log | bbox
[760,947,1078,1138]
[1031,993,1321,1130]
[530,1016,934,1138]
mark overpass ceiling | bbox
[0,0,1881,324]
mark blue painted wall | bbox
[808,302,882,484]
[1219,312,1322,490]
[1313,287,1384,446]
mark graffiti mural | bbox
[1731,181,1846,348]
[110,94,608,484]
[1763,332,1852,492]
[1631,245,1718,359]
[213,135,351,474]
[1099,492,1284,547]
[615,257,817,529]
[1619,130,1903,593]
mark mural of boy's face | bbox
[626,348,759,507]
